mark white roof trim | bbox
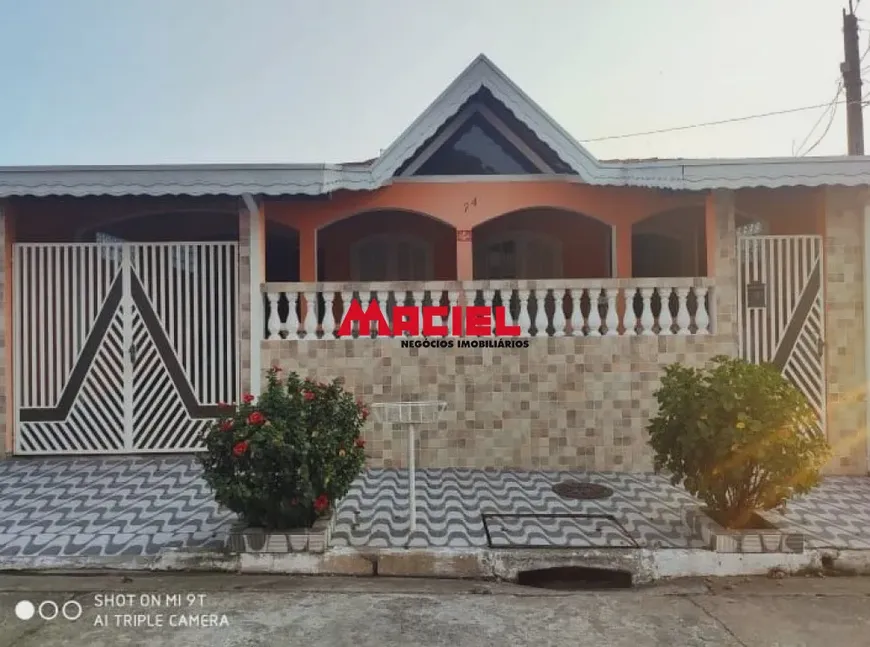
[3,54,870,198]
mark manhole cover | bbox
[552,480,613,500]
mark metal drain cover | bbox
[552,480,614,500]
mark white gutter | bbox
[864,198,870,474]
[242,193,263,397]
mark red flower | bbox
[271,366,283,373]
[220,420,233,432]
[247,411,265,425]
[314,494,329,513]
[242,393,255,404]
[232,440,249,457]
[303,391,315,401]
[355,437,366,449]
[218,401,232,410]
[361,407,369,421]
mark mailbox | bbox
[746,281,766,308]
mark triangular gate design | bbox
[736,235,826,436]
[13,242,239,455]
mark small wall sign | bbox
[457,230,472,242]
[746,281,767,308]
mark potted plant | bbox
[198,367,368,553]
[647,355,831,536]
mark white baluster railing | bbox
[622,288,637,336]
[286,291,299,340]
[658,287,673,335]
[569,288,584,336]
[412,289,426,336]
[695,286,710,334]
[517,289,532,338]
[675,287,691,335]
[639,288,655,336]
[302,291,318,339]
[321,291,336,339]
[261,279,715,340]
[552,289,567,337]
[533,289,548,337]
[266,292,281,340]
[604,289,619,336]
[587,289,602,336]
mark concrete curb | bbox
[3,547,870,583]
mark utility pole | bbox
[842,0,864,154]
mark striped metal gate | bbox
[13,242,239,455]
[736,235,826,435]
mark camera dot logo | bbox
[15,601,35,621]
[14,600,82,622]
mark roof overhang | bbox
[3,55,870,198]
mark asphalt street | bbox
[0,573,868,646]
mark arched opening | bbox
[472,208,612,280]
[265,220,303,283]
[318,209,456,282]
[631,207,706,278]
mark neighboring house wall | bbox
[823,187,868,475]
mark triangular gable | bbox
[396,88,563,176]
[371,54,603,182]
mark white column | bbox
[244,194,264,396]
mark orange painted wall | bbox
[735,187,825,235]
[265,181,703,280]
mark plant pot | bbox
[682,505,805,553]
[227,510,335,554]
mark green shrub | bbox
[647,355,831,529]
[198,367,368,530]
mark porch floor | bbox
[0,457,868,559]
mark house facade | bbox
[1,55,869,475]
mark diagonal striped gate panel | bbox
[13,242,239,456]
[736,235,826,436]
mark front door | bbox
[14,242,239,455]
[736,235,826,436]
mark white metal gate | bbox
[736,235,826,435]
[13,242,239,455]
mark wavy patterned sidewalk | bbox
[0,457,869,559]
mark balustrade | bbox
[261,279,715,341]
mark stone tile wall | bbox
[823,188,868,475]
[263,334,733,471]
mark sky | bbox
[0,0,860,166]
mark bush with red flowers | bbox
[197,367,368,530]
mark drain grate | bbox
[552,480,614,500]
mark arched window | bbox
[350,233,434,282]
[474,231,563,280]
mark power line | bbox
[800,96,842,156]
[578,96,869,143]
[795,81,844,155]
